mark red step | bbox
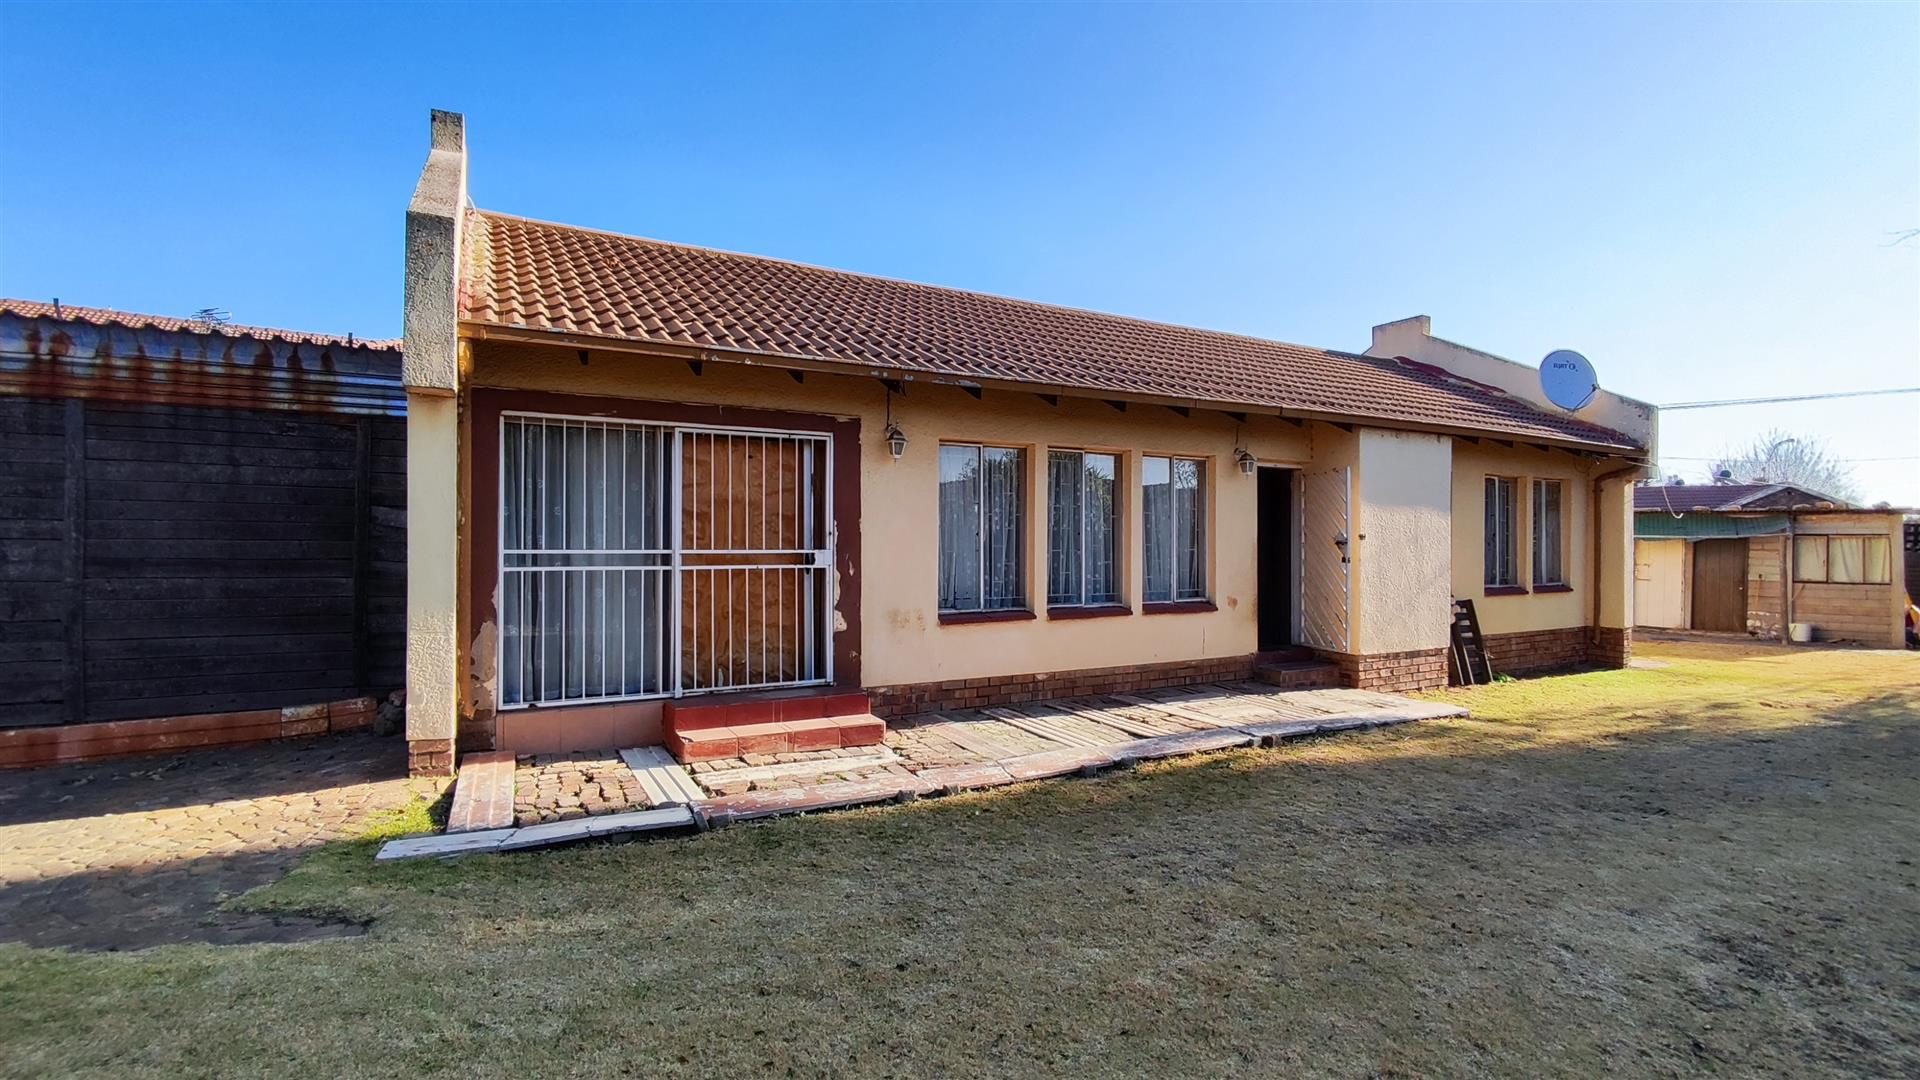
[664,688,871,732]
[666,714,886,763]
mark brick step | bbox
[1252,647,1315,664]
[666,714,887,763]
[664,688,872,733]
[1252,660,1341,690]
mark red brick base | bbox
[1,696,382,770]
[1311,648,1449,693]
[407,738,456,777]
[1591,625,1631,668]
[1481,627,1591,676]
[1478,625,1632,678]
[866,655,1256,719]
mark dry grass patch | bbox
[2,641,1916,1078]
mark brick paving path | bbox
[513,752,647,826]
[0,733,437,950]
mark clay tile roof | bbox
[0,299,400,351]
[462,210,1641,450]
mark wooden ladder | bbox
[1449,599,1494,686]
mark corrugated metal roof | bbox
[0,305,404,416]
[1636,514,1788,539]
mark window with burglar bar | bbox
[939,444,1027,611]
[498,415,833,709]
[1047,450,1120,606]
[1532,479,1564,586]
[1143,455,1206,602]
[1484,476,1518,587]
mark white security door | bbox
[1298,466,1353,653]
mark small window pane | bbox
[1793,536,1828,582]
[1864,536,1891,584]
[1084,453,1119,604]
[1829,536,1866,584]
[938,445,983,610]
[1047,452,1084,605]
[1143,456,1173,602]
[1533,480,1564,585]
[1485,477,1516,587]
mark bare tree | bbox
[1706,428,1859,503]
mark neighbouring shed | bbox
[1633,483,1908,648]
[0,301,406,766]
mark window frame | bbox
[1531,478,1566,588]
[1795,534,1892,585]
[1142,453,1209,604]
[1046,448,1123,609]
[1484,476,1519,589]
[937,442,1030,615]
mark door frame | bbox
[1255,465,1301,650]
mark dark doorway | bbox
[1257,467,1297,651]
[1691,538,1749,633]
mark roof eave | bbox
[462,320,1647,458]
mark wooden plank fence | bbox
[0,397,405,730]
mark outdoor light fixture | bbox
[884,423,908,461]
[1235,447,1258,475]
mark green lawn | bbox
[4,641,1917,1078]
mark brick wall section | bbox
[1591,626,1631,668]
[1,696,380,770]
[1312,648,1449,693]
[1481,627,1591,676]
[867,655,1257,719]
[408,738,456,777]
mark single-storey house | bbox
[399,111,1658,775]
[1633,483,1908,647]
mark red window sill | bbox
[938,608,1037,626]
[1483,585,1529,597]
[1047,604,1132,621]
[1534,583,1574,594]
[1142,599,1217,615]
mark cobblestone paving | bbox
[513,752,647,825]
[686,745,913,796]
[0,733,437,951]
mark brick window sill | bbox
[1142,599,1217,615]
[1047,604,1133,621]
[1483,585,1529,597]
[938,608,1037,626]
[1533,583,1574,593]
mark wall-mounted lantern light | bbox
[1235,447,1258,476]
[884,423,908,461]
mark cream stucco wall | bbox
[1450,441,1611,635]
[467,342,1343,690]
[405,391,461,742]
[1353,429,1452,654]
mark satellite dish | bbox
[1540,349,1598,411]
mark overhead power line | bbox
[1659,387,1919,410]
[1659,454,1919,463]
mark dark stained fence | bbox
[0,397,404,728]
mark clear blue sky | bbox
[2,2,1915,502]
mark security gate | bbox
[1299,466,1352,652]
[498,414,833,709]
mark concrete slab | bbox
[376,828,514,861]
